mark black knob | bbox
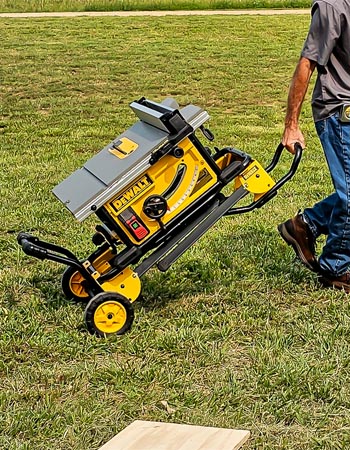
[143,195,168,219]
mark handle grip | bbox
[225,142,303,216]
[17,232,79,263]
[17,232,104,296]
[17,232,38,245]
[17,234,48,260]
[265,142,303,177]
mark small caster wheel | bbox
[61,266,89,302]
[84,292,134,337]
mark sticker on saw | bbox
[109,137,138,159]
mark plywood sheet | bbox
[99,420,250,450]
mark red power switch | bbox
[119,207,149,241]
[126,216,149,240]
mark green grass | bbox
[0,0,311,13]
[1,13,349,450]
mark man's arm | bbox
[282,56,317,154]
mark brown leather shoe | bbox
[278,213,320,272]
[318,272,350,293]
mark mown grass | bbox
[0,0,310,13]
[1,13,349,450]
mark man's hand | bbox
[282,126,305,154]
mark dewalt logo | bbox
[111,174,153,212]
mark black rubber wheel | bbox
[84,292,134,337]
[61,266,90,302]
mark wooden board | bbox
[99,420,250,450]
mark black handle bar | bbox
[265,142,303,177]
[225,142,303,215]
[17,232,81,267]
[17,232,104,296]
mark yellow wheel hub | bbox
[69,271,88,298]
[94,301,127,334]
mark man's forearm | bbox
[282,56,317,153]
[285,56,317,127]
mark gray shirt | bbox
[301,0,350,121]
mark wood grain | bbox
[99,420,250,450]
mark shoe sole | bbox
[318,276,350,293]
[277,222,319,272]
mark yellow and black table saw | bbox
[17,97,302,337]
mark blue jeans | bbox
[303,113,350,276]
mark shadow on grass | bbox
[19,223,318,315]
[140,223,318,310]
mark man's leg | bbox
[278,191,337,272]
[278,114,350,275]
[303,193,337,238]
[315,115,350,275]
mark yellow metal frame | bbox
[67,263,141,303]
[101,267,141,303]
[68,248,116,298]
[234,160,275,201]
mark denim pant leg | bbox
[304,114,350,276]
[303,193,338,237]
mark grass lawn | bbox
[0,0,311,13]
[2,13,350,450]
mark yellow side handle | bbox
[234,160,276,201]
